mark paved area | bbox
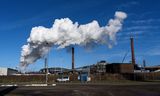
[1,83,160,96]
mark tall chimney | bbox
[130,36,136,65]
[72,47,74,70]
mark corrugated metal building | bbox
[0,67,18,75]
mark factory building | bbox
[90,61,134,74]
[77,61,134,74]
[0,67,18,76]
[76,61,108,74]
[90,61,108,74]
[40,67,70,74]
[144,66,160,72]
[106,63,134,73]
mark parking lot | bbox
[1,83,160,96]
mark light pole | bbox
[45,57,48,84]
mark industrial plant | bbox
[1,36,159,84]
[1,0,160,95]
[40,35,160,82]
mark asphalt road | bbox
[1,83,160,96]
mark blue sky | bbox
[0,0,160,71]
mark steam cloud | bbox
[20,11,127,67]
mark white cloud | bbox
[20,11,127,67]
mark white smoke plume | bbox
[20,11,127,67]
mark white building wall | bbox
[7,68,18,75]
[0,67,18,75]
[0,67,8,75]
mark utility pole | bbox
[45,57,48,84]
[143,59,146,80]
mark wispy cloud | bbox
[118,1,139,9]
[117,30,146,43]
[0,15,50,31]
[120,25,160,40]
[0,9,58,31]
[124,26,160,31]
[130,19,160,24]
[118,31,145,36]
[134,45,160,57]
[145,46,160,56]
[95,50,130,62]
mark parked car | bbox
[56,76,69,82]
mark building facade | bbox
[0,67,18,75]
[106,63,134,73]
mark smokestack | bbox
[130,36,136,65]
[72,47,74,70]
